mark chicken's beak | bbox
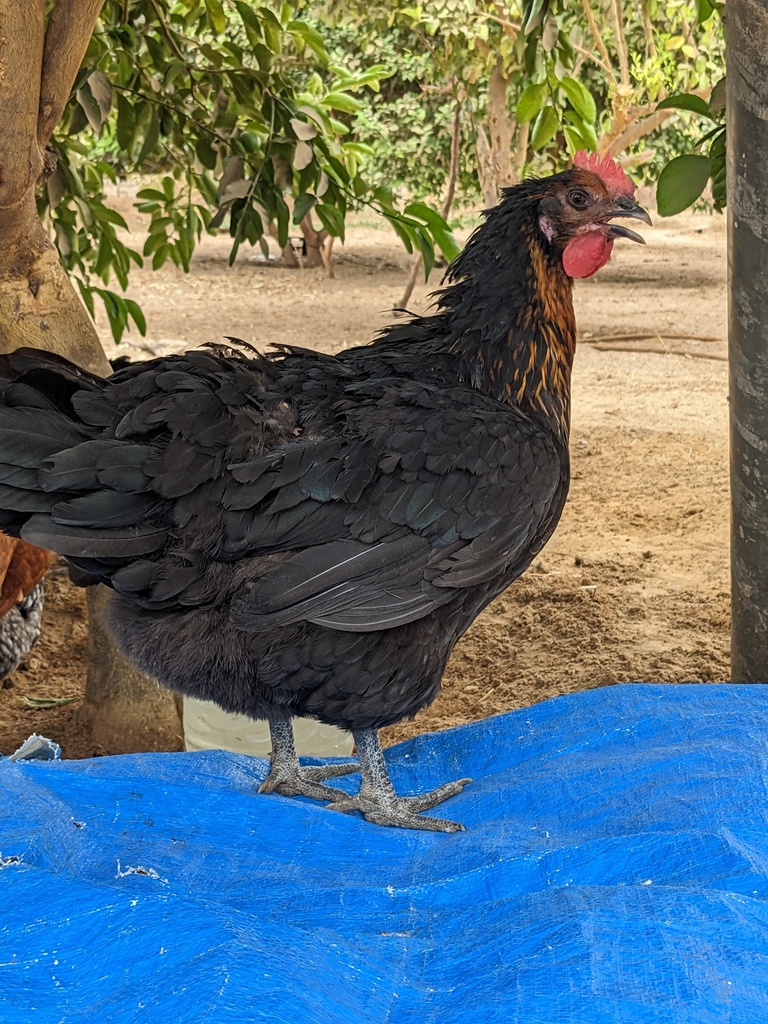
[603,197,652,245]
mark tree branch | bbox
[147,0,186,64]
[38,0,107,146]
[580,0,617,85]
[610,0,631,88]
[603,84,712,156]
[605,109,674,156]
[639,1,656,58]
[0,0,47,212]
[484,11,521,37]
[571,41,614,77]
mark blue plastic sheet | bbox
[2,682,768,1023]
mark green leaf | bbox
[98,206,128,229]
[123,299,147,336]
[709,127,726,161]
[656,154,712,216]
[710,77,726,114]
[235,1,263,47]
[385,214,414,254]
[408,224,435,279]
[196,135,217,171]
[288,20,329,62]
[258,6,283,51]
[563,125,586,158]
[76,85,103,132]
[293,192,317,224]
[560,77,596,124]
[323,92,364,114]
[88,71,112,121]
[563,111,597,150]
[76,278,95,318]
[523,0,547,34]
[19,695,79,708]
[204,0,227,34]
[152,245,170,270]
[68,102,89,135]
[315,203,345,239]
[530,105,559,149]
[656,94,714,119]
[403,202,461,261]
[696,0,717,21]
[115,94,136,152]
[516,83,547,124]
[47,166,67,210]
[136,188,166,202]
[135,108,160,167]
[274,194,290,247]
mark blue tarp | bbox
[2,682,768,1023]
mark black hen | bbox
[0,156,649,831]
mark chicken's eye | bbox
[567,189,590,210]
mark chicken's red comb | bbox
[573,151,635,197]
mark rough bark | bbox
[82,588,184,753]
[487,61,516,191]
[38,0,109,144]
[728,0,768,680]
[0,0,183,750]
[274,214,334,274]
[475,125,498,209]
[475,64,524,209]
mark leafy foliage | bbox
[652,5,726,216]
[42,1,458,341]
[322,0,724,201]
[40,0,726,342]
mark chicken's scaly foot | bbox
[325,728,471,833]
[259,718,358,802]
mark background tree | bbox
[320,0,723,205]
[45,0,459,341]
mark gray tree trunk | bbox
[728,0,768,679]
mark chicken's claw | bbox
[258,760,359,802]
[259,717,359,801]
[326,776,472,833]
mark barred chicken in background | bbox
[0,153,649,831]
[0,536,54,679]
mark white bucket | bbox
[183,697,354,757]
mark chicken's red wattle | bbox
[562,230,614,279]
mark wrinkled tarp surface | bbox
[2,683,768,1024]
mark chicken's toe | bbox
[326,788,468,833]
[259,762,358,802]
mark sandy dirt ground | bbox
[0,186,731,757]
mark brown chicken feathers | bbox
[0,158,650,830]
[0,536,53,678]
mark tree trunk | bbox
[0,215,109,374]
[728,0,768,680]
[81,587,183,753]
[475,126,499,209]
[475,62,523,207]
[0,0,183,752]
[487,60,516,191]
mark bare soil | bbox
[0,187,731,757]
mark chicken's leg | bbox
[258,717,358,801]
[326,728,471,833]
